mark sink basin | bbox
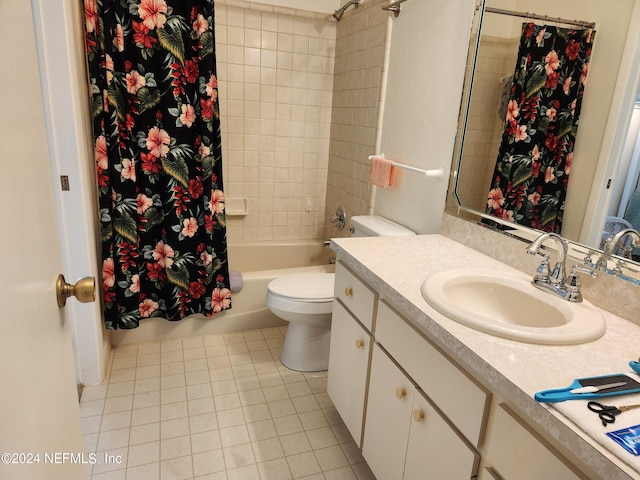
[421,269,605,345]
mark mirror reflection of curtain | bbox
[84,0,231,329]
[486,22,595,233]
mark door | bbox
[0,2,86,479]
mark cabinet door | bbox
[485,404,584,480]
[363,344,413,480]
[404,389,479,479]
[327,300,372,446]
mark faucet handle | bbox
[565,264,597,303]
[571,264,597,278]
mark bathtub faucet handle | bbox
[330,206,347,230]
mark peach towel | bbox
[369,155,395,187]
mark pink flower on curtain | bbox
[139,299,159,318]
[211,288,231,313]
[180,104,196,127]
[121,158,136,181]
[103,258,115,288]
[146,127,171,158]
[95,135,108,169]
[181,217,198,237]
[487,188,505,210]
[205,75,218,98]
[544,167,555,183]
[152,241,174,268]
[138,0,168,30]
[193,14,209,37]
[208,189,225,214]
[136,194,153,214]
[113,24,125,52]
[126,71,146,94]
[84,0,98,33]
[506,100,519,122]
[544,50,560,74]
[130,275,140,293]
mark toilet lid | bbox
[268,273,335,302]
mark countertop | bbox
[331,234,640,480]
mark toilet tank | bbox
[350,215,416,237]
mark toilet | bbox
[266,215,416,371]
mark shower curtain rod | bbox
[483,6,595,29]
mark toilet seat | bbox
[266,273,335,320]
[267,272,335,303]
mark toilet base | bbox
[280,322,331,372]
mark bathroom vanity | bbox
[328,234,640,480]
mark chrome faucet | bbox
[526,232,596,302]
[595,228,640,270]
[526,232,568,285]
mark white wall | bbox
[374,0,477,234]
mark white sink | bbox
[421,269,605,345]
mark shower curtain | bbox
[84,0,231,329]
[486,22,595,233]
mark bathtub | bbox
[110,240,335,346]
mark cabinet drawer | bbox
[334,262,376,331]
[375,300,490,447]
[485,404,584,480]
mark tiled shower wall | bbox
[215,1,336,242]
[324,0,390,239]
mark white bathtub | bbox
[110,240,334,346]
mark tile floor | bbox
[80,327,376,480]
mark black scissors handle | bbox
[588,401,622,426]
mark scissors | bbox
[588,401,640,426]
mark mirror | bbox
[448,0,640,282]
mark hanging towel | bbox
[369,155,395,187]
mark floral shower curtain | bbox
[84,0,231,329]
[486,22,595,233]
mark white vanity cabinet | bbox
[328,261,485,479]
[327,262,376,446]
[363,343,479,480]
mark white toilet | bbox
[266,215,416,371]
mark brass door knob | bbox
[344,287,353,296]
[56,274,96,308]
[355,339,365,349]
[412,409,425,422]
[395,387,406,399]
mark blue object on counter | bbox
[630,361,640,375]
[607,424,640,456]
[535,374,640,403]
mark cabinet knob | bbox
[355,339,365,349]
[395,387,406,399]
[344,287,353,296]
[412,409,425,422]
